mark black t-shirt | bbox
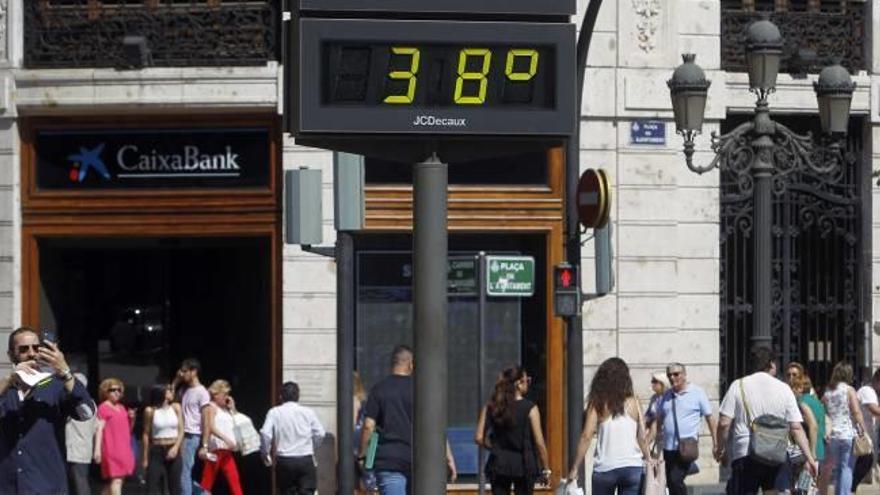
[364,374,413,473]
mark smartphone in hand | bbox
[41,329,58,348]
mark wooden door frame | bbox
[363,148,566,492]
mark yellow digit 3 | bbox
[383,47,420,104]
[454,48,492,105]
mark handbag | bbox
[232,412,261,456]
[553,480,584,495]
[672,394,699,463]
[853,432,873,457]
[740,379,789,466]
[644,459,667,495]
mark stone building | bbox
[0,0,874,490]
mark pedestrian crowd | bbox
[5,325,880,495]
[0,326,327,495]
[561,348,880,495]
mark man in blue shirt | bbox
[655,362,718,495]
[0,326,96,494]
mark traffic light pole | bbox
[566,0,603,486]
[413,153,449,495]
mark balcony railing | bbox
[721,1,865,74]
[24,1,279,69]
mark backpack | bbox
[740,378,790,465]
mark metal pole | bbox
[336,232,355,495]
[413,153,448,495]
[566,1,603,484]
[477,252,487,495]
[750,101,775,352]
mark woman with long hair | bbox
[475,365,550,495]
[199,379,243,495]
[567,357,651,495]
[94,378,135,495]
[819,362,869,495]
[142,383,184,495]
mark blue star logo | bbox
[68,143,110,182]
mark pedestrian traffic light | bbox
[554,263,581,318]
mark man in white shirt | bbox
[715,347,816,495]
[260,381,326,495]
[853,368,880,492]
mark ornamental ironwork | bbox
[721,3,865,74]
[24,1,278,69]
[720,115,867,392]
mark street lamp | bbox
[667,19,855,353]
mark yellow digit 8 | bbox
[505,49,539,81]
[454,48,492,105]
[383,47,420,104]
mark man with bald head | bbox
[0,326,95,494]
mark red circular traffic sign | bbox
[576,168,611,229]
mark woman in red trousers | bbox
[198,379,242,495]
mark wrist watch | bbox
[57,368,73,381]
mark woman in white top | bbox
[199,379,242,495]
[568,357,652,495]
[142,384,184,495]
[819,362,869,495]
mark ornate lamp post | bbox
[667,19,855,353]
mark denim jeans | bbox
[825,437,855,495]
[591,466,643,495]
[181,433,201,495]
[376,470,411,495]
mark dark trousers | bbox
[852,454,874,493]
[727,456,781,495]
[68,462,90,495]
[277,455,317,495]
[146,444,183,495]
[490,475,533,495]
[663,450,693,495]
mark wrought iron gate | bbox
[720,116,869,391]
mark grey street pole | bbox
[336,232,355,495]
[413,153,448,495]
[477,252,487,495]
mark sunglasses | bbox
[108,388,122,393]
[667,372,682,378]
[16,344,40,354]
[651,379,661,384]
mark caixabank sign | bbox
[35,127,270,190]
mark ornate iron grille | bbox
[720,116,868,392]
[24,1,278,69]
[721,1,865,74]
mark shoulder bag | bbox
[232,412,261,456]
[672,394,699,463]
[853,429,873,457]
[740,378,789,465]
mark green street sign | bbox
[448,257,477,295]
[486,255,535,297]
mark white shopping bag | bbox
[554,479,584,495]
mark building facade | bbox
[0,0,875,490]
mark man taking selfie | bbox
[0,326,96,493]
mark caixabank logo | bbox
[67,143,111,183]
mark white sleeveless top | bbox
[593,411,644,472]
[151,406,179,441]
[824,382,855,440]
[207,403,237,451]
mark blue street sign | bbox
[631,120,666,145]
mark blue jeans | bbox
[826,437,855,495]
[592,466,643,495]
[376,470,411,495]
[181,433,201,495]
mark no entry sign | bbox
[576,168,611,229]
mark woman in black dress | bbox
[475,365,551,495]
